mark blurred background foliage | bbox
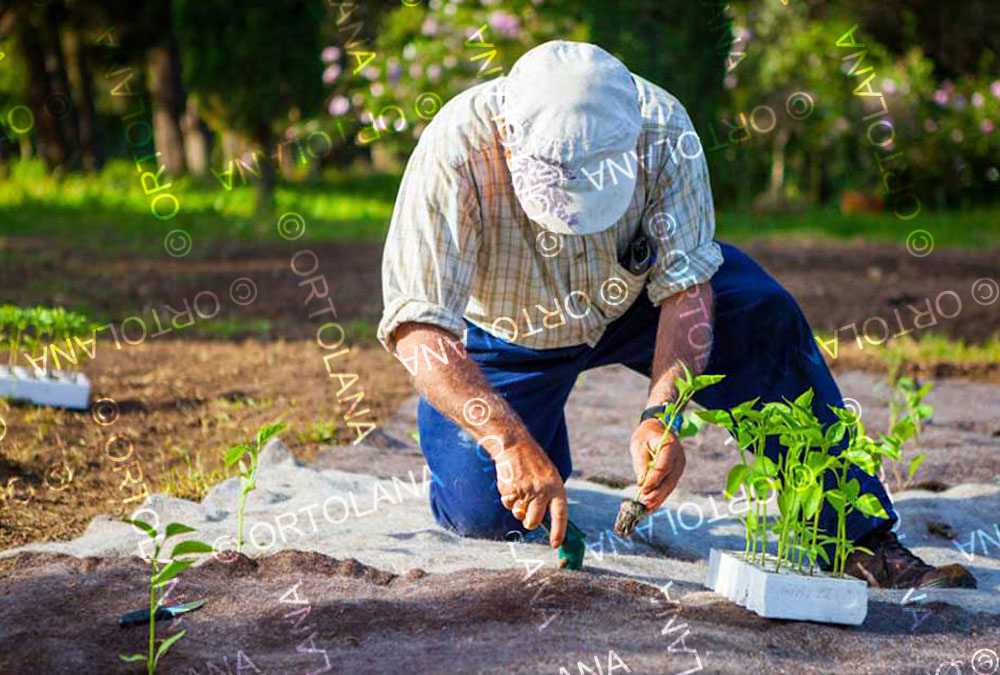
[0,0,997,231]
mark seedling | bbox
[613,364,724,536]
[0,305,99,372]
[223,421,287,552]
[119,518,213,674]
[695,389,923,624]
[883,352,932,491]
[0,306,98,409]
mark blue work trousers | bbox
[417,242,896,543]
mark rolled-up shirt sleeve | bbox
[642,116,723,306]
[377,140,481,352]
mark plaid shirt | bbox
[378,73,723,351]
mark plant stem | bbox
[236,488,247,553]
[149,543,160,675]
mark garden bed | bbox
[0,549,997,674]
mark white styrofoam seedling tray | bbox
[0,365,91,410]
[706,548,868,625]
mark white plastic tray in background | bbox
[0,365,91,410]
[706,548,868,625]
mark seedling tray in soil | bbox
[705,548,868,625]
[0,365,91,410]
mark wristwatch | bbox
[640,404,683,432]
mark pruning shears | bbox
[118,599,207,628]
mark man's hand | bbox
[629,418,686,512]
[496,439,568,549]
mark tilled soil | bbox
[0,235,997,550]
[0,340,411,550]
[0,549,996,675]
[0,236,996,345]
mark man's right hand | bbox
[496,439,568,549]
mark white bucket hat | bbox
[500,40,642,235]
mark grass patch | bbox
[156,446,231,502]
[716,207,1000,249]
[878,333,1000,365]
[0,160,396,252]
[818,331,1000,378]
[1,160,998,250]
[296,419,339,445]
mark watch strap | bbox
[640,405,683,431]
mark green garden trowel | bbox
[541,514,587,570]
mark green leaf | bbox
[724,464,750,499]
[695,409,733,426]
[845,478,861,501]
[152,559,194,587]
[691,374,725,389]
[255,421,288,448]
[854,494,888,519]
[825,489,846,511]
[806,451,832,473]
[171,539,214,558]
[677,416,702,439]
[802,484,823,518]
[756,455,778,478]
[814,545,831,564]
[824,422,846,446]
[732,398,760,416]
[223,443,251,468]
[164,523,197,539]
[778,490,800,518]
[793,388,815,411]
[154,630,187,666]
[124,518,157,539]
[118,653,146,663]
[907,454,927,480]
[891,417,917,443]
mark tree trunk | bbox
[767,127,789,199]
[147,39,187,176]
[181,98,211,175]
[254,124,276,218]
[16,6,68,170]
[43,1,81,170]
[63,28,102,171]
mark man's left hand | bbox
[628,418,686,512]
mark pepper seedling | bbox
[119,519,213,674]
[613,364,724,536]
[696,389,905,578]
[223,421,287,553]
[883,353,932,491]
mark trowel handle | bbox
[118,607,170,628]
